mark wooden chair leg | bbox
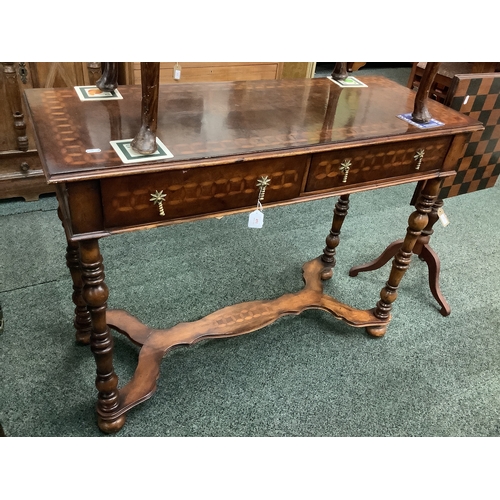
[418,244,451,316]
[349,239,403,277]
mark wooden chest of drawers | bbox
[0,62,103,201]
[0,150,54,201]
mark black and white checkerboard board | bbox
[439,73,500,199]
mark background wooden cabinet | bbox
[0,62,102,201]
[123,62,284,85]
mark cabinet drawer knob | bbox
[414,149,425,170]
[20,162,30,172]
[256,175,271,201]
[150,190,167,216]
[339,159,351,183]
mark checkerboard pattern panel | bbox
[439,74,500,199]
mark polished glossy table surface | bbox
[25,76,480,182]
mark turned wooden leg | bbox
[349,193,450,316]
[79,239,126,433]
[58,206,92,344]
[321,194,350,280]
[416,197,441,256]
[65,240,92,345]
[367,178,441,337]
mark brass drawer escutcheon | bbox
[150,190,167,216]
[339,159,351,183]
[414,149,425,170]
[256,175,271,201]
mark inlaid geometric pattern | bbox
[316,144,446,178]
[110,170,299,214]
[25,76,479,183]
[100,157,307,228]
[439,74,500,199]
[214,303,274,328]
[306,137,451,192]
[41,89,120,167]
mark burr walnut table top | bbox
[25,76,481,184]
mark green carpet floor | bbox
[1,178,499,437]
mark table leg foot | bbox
[75,332,91,345]
[366,325,388,337]
[439,306,450,317]
[98,414,127,434]
[320,267,333,280]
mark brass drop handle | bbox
[150,190,167,216]
[414,149,425,170]
[256,175,271,202]
[339,159,351,183]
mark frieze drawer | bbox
[100,155,307,228]
[305,137,452,193]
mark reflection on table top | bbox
[24,76,482,183]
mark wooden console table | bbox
[24,76,482,433]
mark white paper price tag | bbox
[437,207,450,227]
[173,63,181,81]
[248,209,264,228]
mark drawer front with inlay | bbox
[305,137,452,193]
[100,155,307,228]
